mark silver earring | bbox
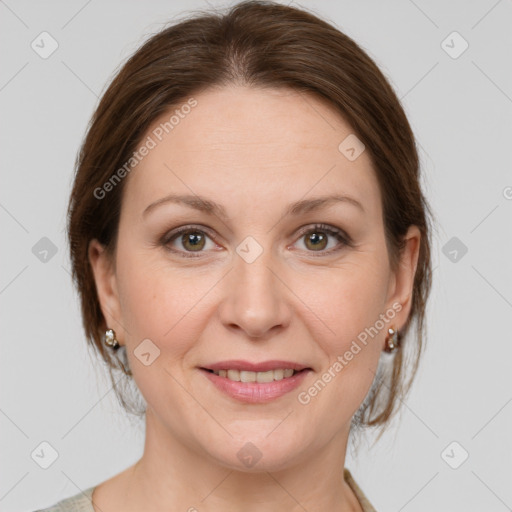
[104,328,120,349]
[384,327,399,353]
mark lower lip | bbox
[200,368,311,403]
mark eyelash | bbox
[160,223,352,259]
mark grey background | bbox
[1,0,511,511]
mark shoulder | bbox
[344,468,378,512]
[33,486,96,512]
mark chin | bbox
[203,433,306,473]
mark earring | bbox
[104,328,120,349]
[384,326,399,353]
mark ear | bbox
[384,225,421,340]
[88,239,124,345]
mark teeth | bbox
[213,368,298,382]
[227,369,240,381]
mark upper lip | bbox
[201,360,311,372]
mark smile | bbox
[207,368,298,382]
[200,367,311,403]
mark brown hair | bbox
[67,0,434,435]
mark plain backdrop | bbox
[1,1,511,511]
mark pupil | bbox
[308,232,326,250]
[184,232,204,250]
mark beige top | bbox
[34,468,376,511]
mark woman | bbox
[36,1,433,510]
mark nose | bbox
[217,243,291,339]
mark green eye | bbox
[294,224,350,255]
[162,226,215,258]
[160,223,351,259]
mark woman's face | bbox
[90,85,419,471]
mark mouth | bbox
[199,362,312,403]
[201,367,308,383]
[199,359,312,384]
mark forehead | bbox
[122,85,380,218]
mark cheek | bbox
[293,255,390,409]
[302,256,390,350]
[116,253,216,357]
[114,256,210,411]
[294,267,388,417]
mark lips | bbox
[200,365,311,403]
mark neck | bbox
[118,407,361,512]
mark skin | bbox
[88,85,420,512]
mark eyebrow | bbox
[142,193,365,220]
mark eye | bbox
[160,223,351,259]
[293,223,351,255]
[161,226,217,258]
